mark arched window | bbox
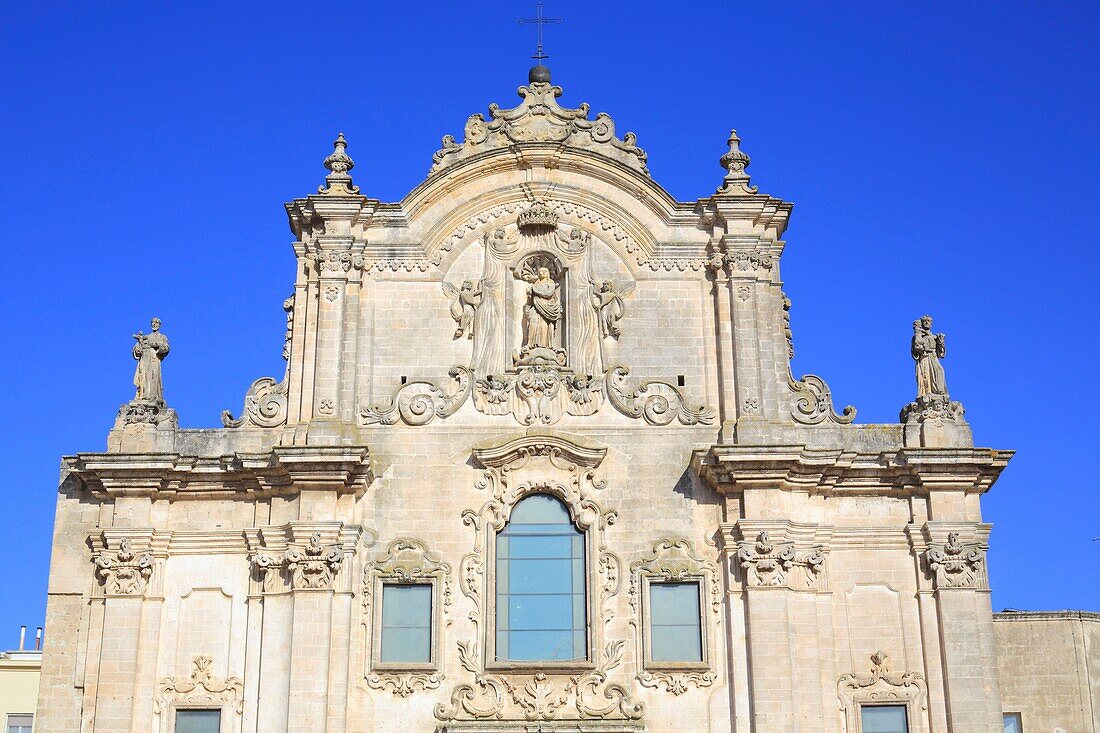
[495,494,587,662]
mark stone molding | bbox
[837,652,927,733]
[153,655,243,732]
[65,446,373,500]
[698,444,1013,497]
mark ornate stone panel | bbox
[735,531,827,591]
[93,537,154,597]
[925,532,987,590]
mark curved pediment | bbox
[430,71,648,178]
[471,430,607,470]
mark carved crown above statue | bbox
[431,70,649,176]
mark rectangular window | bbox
[380,583,433,664]
[1003,713,1023,733]
[6,714,33,733]
[174,709,220,733]
[860,705,909,733]
[648,581,703,663]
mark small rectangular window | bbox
[6,714,33,733]
[380,583,433,664]
[174,709,220,733]
[648,581,703,663]
[1003,713,1023,733]
[861,705,909,733]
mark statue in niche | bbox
[132,318,169,403]
[591,280,626,340]
[522,266,562,349]
[443,279,483,340]
[911,315,948,397]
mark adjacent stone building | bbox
[37,63,1064,732]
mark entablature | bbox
[696,443,1013,496]
[65,446,373,500]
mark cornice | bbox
[696,444,1013,496]
[471,430,608,470]
[64,446,373,500]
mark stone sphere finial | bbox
[529,64,552,84]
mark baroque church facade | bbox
[38,64,1018,733]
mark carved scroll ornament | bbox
[837,652,926,732]
[788,373,856,426]
[154,656,243,720]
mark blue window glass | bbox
[174,709,221,733]
[648,582,703,662]
[861,705,909,733]
[1003,713,1022,733]
[380,583,432,663]
[496,494,587,661]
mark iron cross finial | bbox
[518,1,562,64]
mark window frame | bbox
[486,491,596,673]
[858,702,912,733]
[641,576,710,671]
[167,706,225,733]
[370,576,441,673]
[6,713,34,733]
[1002,712,1023,733]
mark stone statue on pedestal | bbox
[901,315,967,447]
[912,315,948,398]
[133,318,170,403]
[524,266,561,349]
[116,318,177,429]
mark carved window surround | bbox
[363,538,451,696]
[837,652,928,733]
[435,431,645,724]
[153,656,243,733]
[630,538,720,696]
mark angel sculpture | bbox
[591,280,629,340]
[443,279,483,340]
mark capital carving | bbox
[736,531,826,590]
[94,538,154,596]
[926,532,986,589]
[254,532,343,591]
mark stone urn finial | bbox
[319,132,360,195]
[717,129,757,194]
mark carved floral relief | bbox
[94,537,154,596]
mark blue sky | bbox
[1,0,1098,645]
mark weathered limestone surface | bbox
[37,66,1024,732]
[995,611,1100,733]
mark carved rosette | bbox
[253,532,343,591]
[94,538,154,596]
[925,532,986,590]
[837,653,927,731]
[735,531,826,590]
[154,656,243,726]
